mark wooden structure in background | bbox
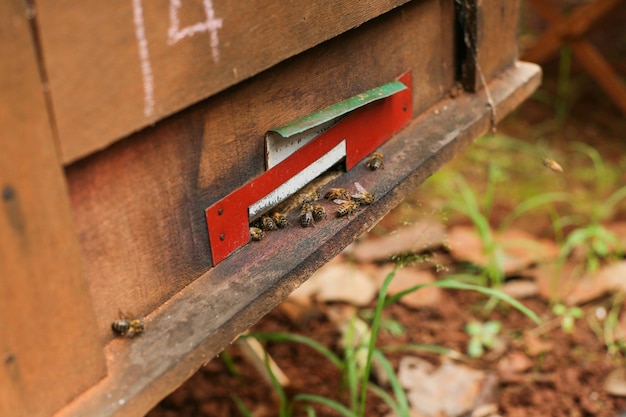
[0,1,540,416]
[523,0,626,116]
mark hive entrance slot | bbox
[205,73,413,266]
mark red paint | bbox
[206,73,412,265]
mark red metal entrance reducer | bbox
[205,73,413,266]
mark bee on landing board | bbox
[112,312,145,338]
[271,212,289,229]
[312,204,327,221]
[542,157,563,173]
[300,190,321,203]
[351,182,375,205]
[300,202,314,227]
[260,215,278,231]
[324,188,351,201]
[333,199,360,217]
[250,226,265,241]
[367,152,384,171]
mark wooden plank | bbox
[65,0,456,345]
[458,0,520,92]
[35,0,411,164]
[0,2,106,417]
[56,61,542,417]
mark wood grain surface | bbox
[458,0,520,92]
[35,0,411,163]
[0,2,106,416]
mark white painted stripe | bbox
[265,117,342,169]
[249,140,346,219]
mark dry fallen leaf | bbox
[447,227,559,275]
[497,350,533,375]
[351,219,447,263]
[604,367,626,396]
[530,260,584,302]
[565,261,626,305]
[502,279,538,299]
[300,263,377,306]
[398,357,486,417]
[523,330,554,357]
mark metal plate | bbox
[205,73,412,265]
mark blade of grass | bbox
[372,349,410,417]
[263,352,291,417]
[343,321,360,412]
[384,277,541,325]
[245,332,342,368]
[231,394,254,417]
[294,394,357,417]
[380,343,463,360]
[357,268,398,416]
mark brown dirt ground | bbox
[147,14,626,417]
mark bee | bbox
[271,212,289,228]
[312,204,327,221]
[542,157,563,173]
[351,182,375,205]
[300,190,321,203]
[112,312,145,338]
[334,199,360,217]
[300,202,314,227]
[260,215,278,231]
[250,226,265,241]
[324,188,351,201]
[367,152,384,170]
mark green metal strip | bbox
[270,80,407,138]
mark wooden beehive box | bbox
[0,1,540,416]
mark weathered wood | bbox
[458,0,520,92]
[56,61,542,417]
[0,2,106,417]
[35,0,411,164]
[66,0,456,344]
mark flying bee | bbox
[333,199,360,217]
[367,152,384,171]
[300,204,314,227]
[112,312,145,338]
[250,226,265,241]
[312,204,327,221]
[542,157,563,173]
[324,188,351,201]
[260,215,278,231]
[351,182,375,205]
[271,212,289,228]
[300,190,321,203]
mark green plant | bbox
[552,303,583,333]
[587,295,626,356]
[465,320,502,358]
[446,175,505,287]
[244,264,541,417]
[558,224,621,272]
[246,276,412,417]
[359,309,405,337]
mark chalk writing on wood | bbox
[132,0,224,118]
[168,0,223,62]
[132,0,155,117]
